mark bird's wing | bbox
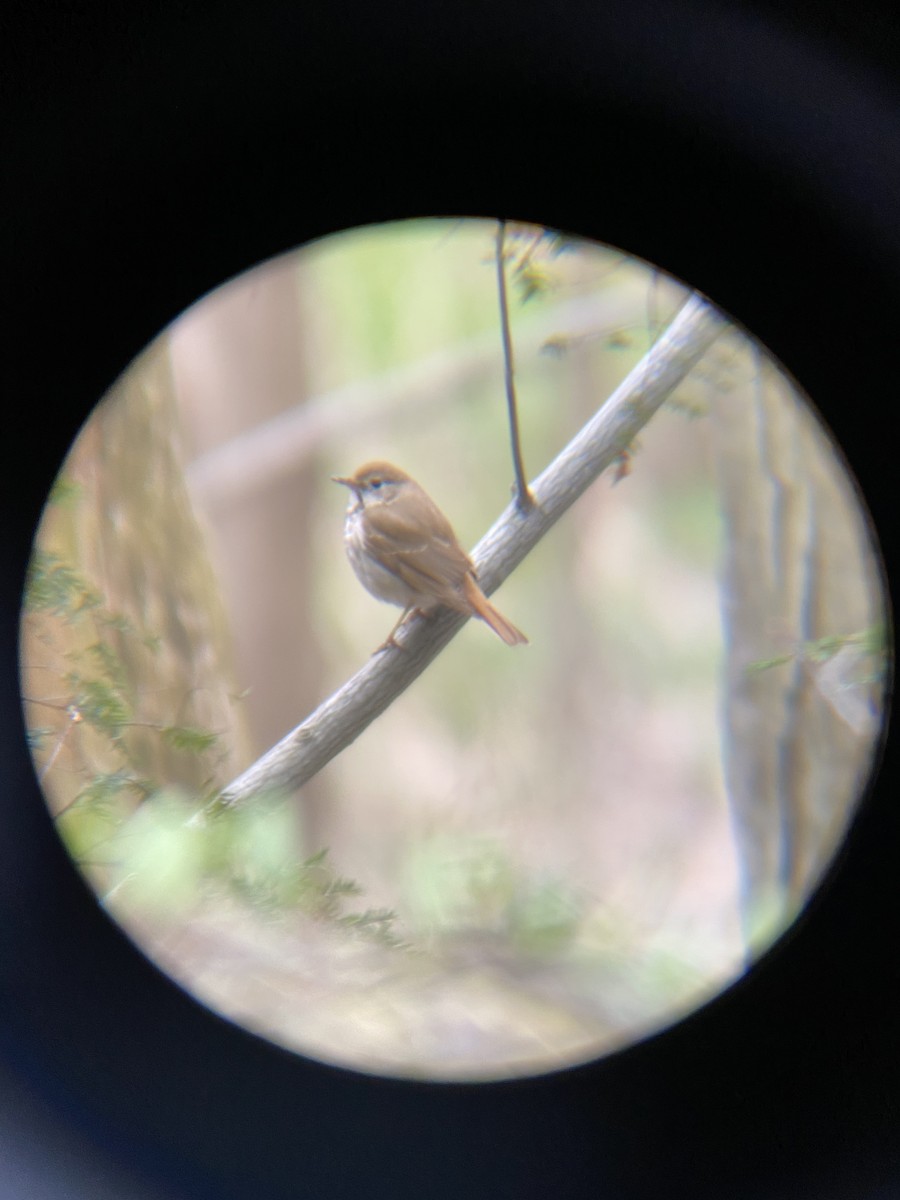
[362,499,473,602]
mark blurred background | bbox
[19,219,887,1079]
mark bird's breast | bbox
[343,509,415,607]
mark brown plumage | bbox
[333,461,528,647]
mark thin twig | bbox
[185,283,661,512]
[210,293,727,814]
[495,220,535,512]
[647,269,662,348]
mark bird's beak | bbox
[331,474,354,488]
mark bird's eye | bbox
[370,478,383,489]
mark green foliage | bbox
[56,800,122,868]
[403,834,581,954]
[161,725,219,753]
[338,907,401,940]
[804,625,888,672]
[664,391,708,420]
[507,878,582,955]
[748,624,888,680]
[23,482,403,950]
[103,792,404,944]
[108,789,209,914]
[48,477,83,507]
[83,640,129,691]
[505,226,565,304]
[25,550,100,616]
[515,262,555,304]
[74,770,145,808]
[96,610,145,640]
[747,652,795,672]
[75,677,132,731]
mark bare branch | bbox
[495,220,535,512]
[213,293,727,812]
[184,281,668,513]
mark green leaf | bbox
[107,789,205,916]
[746,653,795,673]
[73,771,137,808]
[84,641,127,690]
[804,633,847,662]
[57,802,121,863]
[48,477,83,508]
[96,611,137,636]
[515,263,553,303]
[161,725,218,753]
[77,679,131,730]
[338,907,402,946]
[24,552,100,617]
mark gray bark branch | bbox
[214,293,728,811]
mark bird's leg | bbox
[375,606,415,653]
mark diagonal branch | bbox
[213,293,728,812]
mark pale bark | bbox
[214,294,728,810]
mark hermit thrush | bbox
[333,461,528,648]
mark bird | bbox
[333,460,528,649]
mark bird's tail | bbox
[462,573,528,646]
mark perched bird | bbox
[333,460,528,648]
